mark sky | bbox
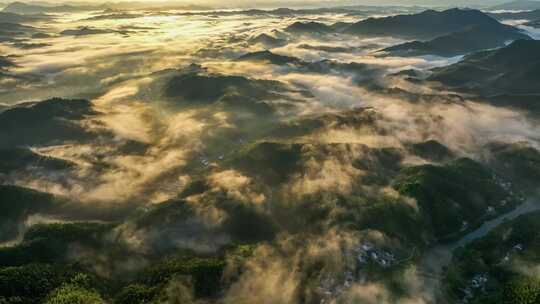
[5,0,529,8]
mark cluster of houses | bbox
[355,242,397,268]
[318,243,398,303]
[461,220,469,232]
[501,243,525,264]
[492,174,526,207]
[460,273,489,303]
[319,271,358,304]
[200,156,210,167]
[496,176,512,192]
[461,244,525,303]
[199,154,225,167]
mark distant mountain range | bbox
[344,8,510,40]
[429,39,540,97]
[235,50,384,86]
[1,1,209,14]
[0,22,38,42]
[525,18,540,26]
[0,56,14,71]
[285,21,341,34]
[0,11,45,23]
[489,9,540,20]
[83,12,144,21]
[2,1,106,14]
[287,8,526,39]
[488,0,540,11]
[60,26,121,36]
[285,8,530,57]
[381,23,530,57]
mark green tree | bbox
[115,284,156,304]
[44,274,105,304]
[503,278,540,304]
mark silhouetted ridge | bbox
[286,21,334,33]
[236,50,304,65]
[429,39,540,96]
[345,8,505,40]
[382,23,530,57]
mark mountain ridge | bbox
[429,39,540,97]
[381,23,530,57]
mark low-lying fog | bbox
[2,4,540,304]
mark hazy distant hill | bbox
[429,39,540,96]
[248,33,287,47]
[489,0,540,11]
[382,23,530,57]
[285,21,337,34]
[525,18,540,26]
[2,1,105,14]
[285,8,528,57]
[0,22,38,42]
[234,51,384,86]
[236,50,304,66]
[83,12,144,21]
[0,56,14,71]
[345,8,506,40]
[489,9,540,20]
[287,8,518,42]
[60,26,117,36]
[0,11,45,23]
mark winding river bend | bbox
[451,198,540,251]
[417,198,540,302]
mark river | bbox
[416,198,540,303]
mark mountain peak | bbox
[345,7,500,40]
[236,50,303,66]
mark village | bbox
[492,174,527,208]
[318,242,399,303]
[459,243,525,303]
